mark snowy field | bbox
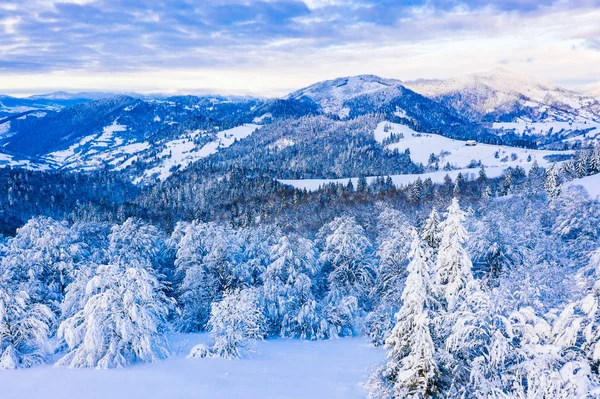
[279,122,572,191]
[375,122,569,168]
[492,119,600,136]
[0,334,383,399]
[279,165,518,191]
[566,172,600,199]
[141,123,261,182]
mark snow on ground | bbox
[375,122,568,168]
[268,138,295,150]
[280,165,517,191]
[143,124,260,182]
[566,172,600,199]
[252,113,272,123]
[492,120,600,136]
[46,120,131,167]
[0,121,10,139]
[280,121,572,191]
[0,152,50,171]
[0,334,383,399]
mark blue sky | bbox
[0,0,599,96]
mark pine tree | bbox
[367,232,437,398]
[319,216,376,309]
[421,208,441,251]
[545,164,561,199]
[261,234,326,339]
[434,198,473,312]
[367,208,414,346]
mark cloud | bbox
[0,0,598,94]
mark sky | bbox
[0,0,599,97]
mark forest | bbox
[0,143,600,398]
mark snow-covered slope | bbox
[405,69,600,135]
[280,121,572,191]
[566,172,600,199]
[141,124,260,182]
[0,334,383,399]
[288,75,401,117]
[375,122,567,168]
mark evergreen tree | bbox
[434,198,473,312]
[421,208,441,252]
[261,234,326,339]
[319,216,376,308]
[545,164,561,199]
[367,232,437,398]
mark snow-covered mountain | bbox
[27,91,142,101]
[405,69,600,141]
[0,70,597,185]
[589,84,600,99]
[288,75,402,117]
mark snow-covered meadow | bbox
[279,121,573,191]
[0,334,382,399]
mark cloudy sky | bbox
[1,0,599,97]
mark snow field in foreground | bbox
[0,334,384,399]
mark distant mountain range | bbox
[0,69,598,184]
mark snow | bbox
[0,152,50,171]
[0,334,383,399]
[0,121,10,139]
[405,69,600,123]
[289,75,399,117]
[143,124,260,182]
[374,122,568,168]
[252,113,272,123]
[97,121,127,145]
[566,172,600,199]
[269,138,295,150]
[279,166,507,191]
[493,120,600,137]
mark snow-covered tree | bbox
[319,216,376,308]
[421,207,441,252]
[204,288,266,359]
[56,219,173,369]
[107,218,171,278]
[367,208,414,346]
[174,222,249,332]
[469,214,522,281]
[56,262,172,368]
[545,164,561,199]
[507,307,595,398]
[551,248,600,368]
[261,234,326,339]
[0,217,84,309]
[434,198,473,312]
[368,232,437,398]
[0,289,54,369]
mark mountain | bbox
[288,75,402,117]
[0,70,596,185]
[28,91,144,101]
[589,84,600,99]
[405,68,600,121]
[0,94,95,122]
